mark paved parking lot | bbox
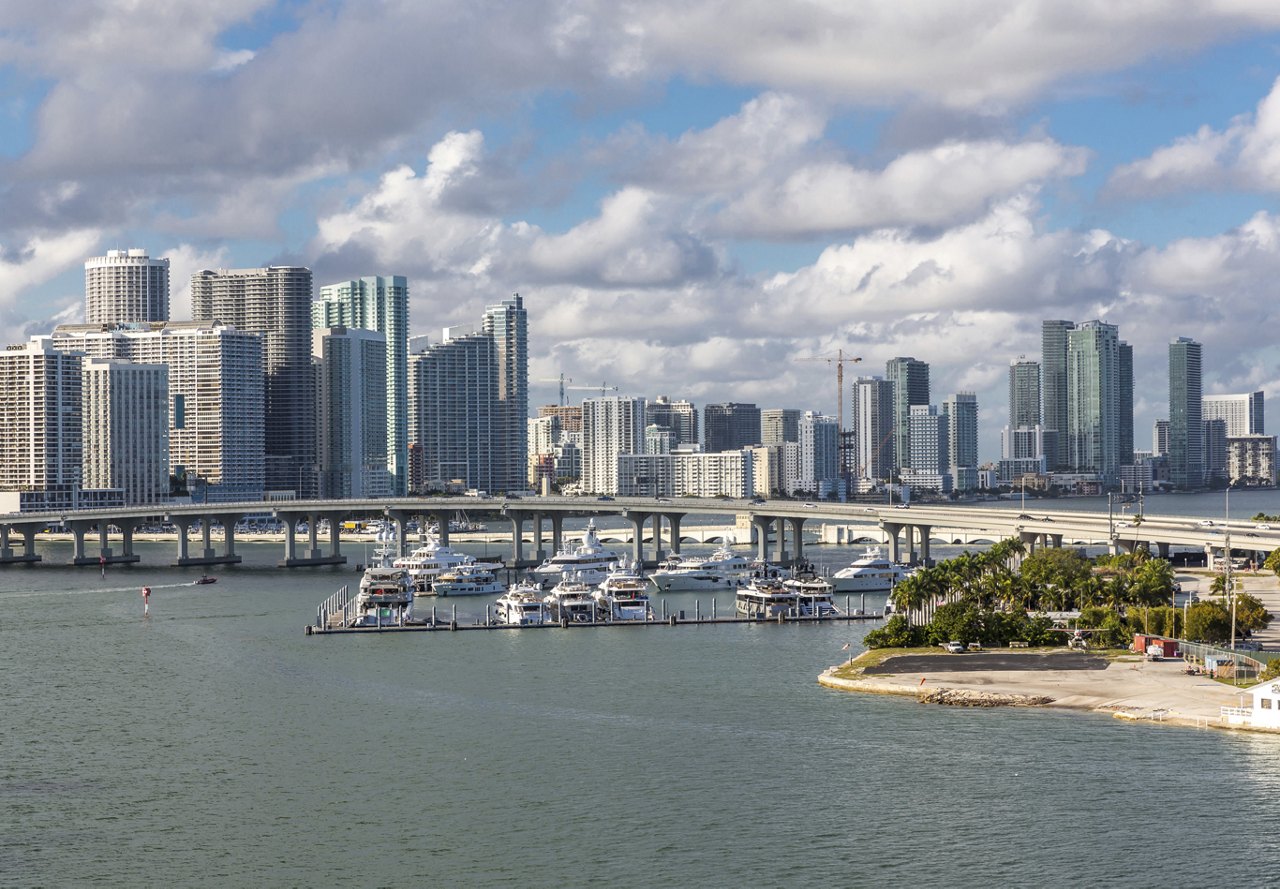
[864,651,1107,674]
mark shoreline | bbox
[819,649,1274,734]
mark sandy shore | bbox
[819,649,1269,732]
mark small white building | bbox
[1221,678,1280,730]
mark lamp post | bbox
[1227,487,1236,653]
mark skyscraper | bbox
[1008,358,1041,429]
[760,408,802,446]
[943,392,979,491]
[852,377,895,484]
[1168,337,1204,489]
[703,402,761,452]
[408,330,498,492]
[1066,320,1123,481]
[797,412,838,494]
[85,248,170,324]
[646,396,698,446]
[0,339,83,510]
[314,327,390,499]
[191,266,315,497]
[81,358,169,505]
[482,293,528,494]
[1041,320,1075,470]
[314,276,409,494]
[582,396,646,494]
[53,321,266,502]
[885,357,929,471]
[1203,392,1265,436]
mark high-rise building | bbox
[1204,418,1229,484]
[482,294,528,494]
[907,405,948,473]
[538,404,583,435]
[1041,320,1075,470]
[582,396,646,494]
[646,396,698,446]
[191,266,315,497]
[0,339,83,510]
[797,412,838,494]
[1168,337,1204,489]
[314,327,391,499]
[1227,434,1278,486]
[943,393,979,491]
[852,377,895,484]
[408,331,498,492]
[703,402,761,452]
[1153,420,1170,456]
[1008,358,1041,429]
[53,322,266,502]
[1119,340,1134,467]
[1203,392,1265,437]
[885,357,929,470]
[85,248,170,324]
[314,276,409,494]
[81,358,169,505]
[761,408,802,446]
[1066,320,1125,481]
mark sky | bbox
[4,1,1280,462]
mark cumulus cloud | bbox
[716,138,1088,237]
[1108,75,1280,196]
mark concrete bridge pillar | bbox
[787,518,805,563]
[627,514,646,566]
[20,525,39,560]
[532,512,546,563]
[508,512,525,565]
[201,518,215,560]
[1158,541,1170,559]
[325,512,345,560]
[174,517,192,562]
[1019,530,1038,554]
[1050,533,1063,549]
[551,514,564,555]
[917,525,931,565]
[775,518,789,565]
[385,510,414,558]
[282,515,298,563]
[69,520,89,564]
[430,511,451,546]
[753,516,773,563]
[306,512,321,560]
[664,513,683,555]
[881,522,902,563]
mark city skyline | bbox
[4,6,1280,460]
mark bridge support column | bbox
[1158,541,1170,559]
[69,521,88,564]
[325,512,345,561]
[627,514,646,566]
[532,514,547,562]
[881,523,902,563]
[430,511,450,546]
[282,516,297,563]
[775,518,789,565]
[201,518,215,560]
[907,525,918,565]
[1050,533,1063,548]
[917,525,931,566]
[1020,531,1038,555]
[787,518,805,563]
[551,514,563,556]
[0,523,38,563]
[664,513,682,556]
[509,512,525,566]
[754,517,773,563]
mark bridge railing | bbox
[318,584,355,628]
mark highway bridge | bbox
[0,495,1274,569]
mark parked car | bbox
[945,640,966,654]
[1256,523,1272,531]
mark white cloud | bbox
[716,138,1087,237]
[163,243,232,322]
[1108,75,1280,195]
[0,228,102,343]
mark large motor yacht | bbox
[829,547,912,593]
[531,520,622,587]
[593,560,653,621]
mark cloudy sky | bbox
[4,1,1280,460]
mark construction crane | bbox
[798,349,862,434]
[535,375,619,405]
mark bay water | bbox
[5,492,1280,886]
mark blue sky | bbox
[4,1,1280,460]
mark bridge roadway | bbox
[0,495,1275,569]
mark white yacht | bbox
[593,560,653,621]
[494,580,549,625]
[531,520,622,587]
[783,575,842,617]
[352,535,414,627]
[542,575,598,623]
[431,564,506,598]
[735,579,799,619]
[649,547,755,592]
[394,536,502,594]
[829,547,911,592]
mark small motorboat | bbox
[194,575,217,585]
